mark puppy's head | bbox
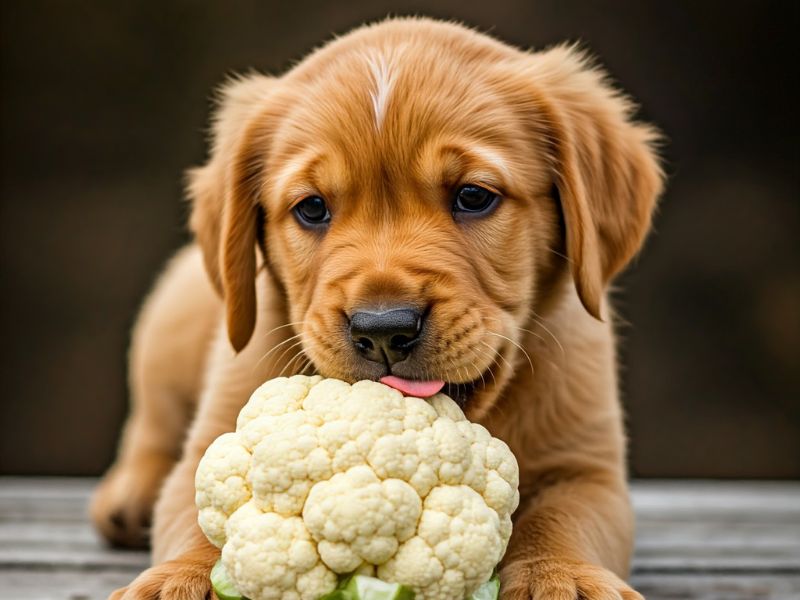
[189,19,663,414]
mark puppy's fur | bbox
[92,18,662,600]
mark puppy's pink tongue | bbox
[380,376,445,398]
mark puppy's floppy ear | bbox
[525,46,664,318]
[186,74,277,351]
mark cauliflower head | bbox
[195,375,519,600]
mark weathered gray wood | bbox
[631,573,800,600]
[631,481,800,577]
[1,478,798,600]
[0,568,138,600]
[0,478,145,599]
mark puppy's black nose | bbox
[350,307,422,365]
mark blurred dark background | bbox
[1,1,797,478]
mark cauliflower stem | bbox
[320,574,414,600]
[211,559,500,600]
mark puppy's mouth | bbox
[305,357,485,406]
[380,375,484,409]
[379,375,445,398]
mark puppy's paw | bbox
[501,558,643,600]
[109,547,219,600]
[91,452,175,548]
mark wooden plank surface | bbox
[0,478,798,599]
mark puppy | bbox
[92,17,662,600]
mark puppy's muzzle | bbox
[349,307,423,366]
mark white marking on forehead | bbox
[365,51,398,131]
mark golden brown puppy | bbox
[92,17,662,600]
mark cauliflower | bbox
[196,376,519,600]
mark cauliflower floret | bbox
[195,432,252,547]
[303,466,422,572]
[223,502,336,600]
[195,375,519,600]
[378,486,503,600]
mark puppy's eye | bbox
[453,185,499,217]
[293,196,331,227]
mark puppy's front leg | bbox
[500,472,642,600]
[108,447,221,600]
[109,325,278,600]
[108,450,219,600]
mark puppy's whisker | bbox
[293,352,313,375]
[444,355,457,380]
[445,356,459,384]
[453,350,486,391]
[261,321,306,340]
[297,357,309,374]
[527,313,566,357]
[480,340,513,373]
[300,357,316,375]
[257,333,303,364]
[272,339,306,374]
[474,347,498,389]
[470,360,486,391]
[513,325,547,345]
[285,346,309,373]
[545,247,572,264]
[487,331,534,377]
[279,347,309,378]
[471,345,498,389]
[486,363,497,388]
[255,333,304,369]
[483,312,564,358]
[281,348,306,376]
[475,350,499,388]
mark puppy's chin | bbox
[443,380,479,408]
[443,373,505,418]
